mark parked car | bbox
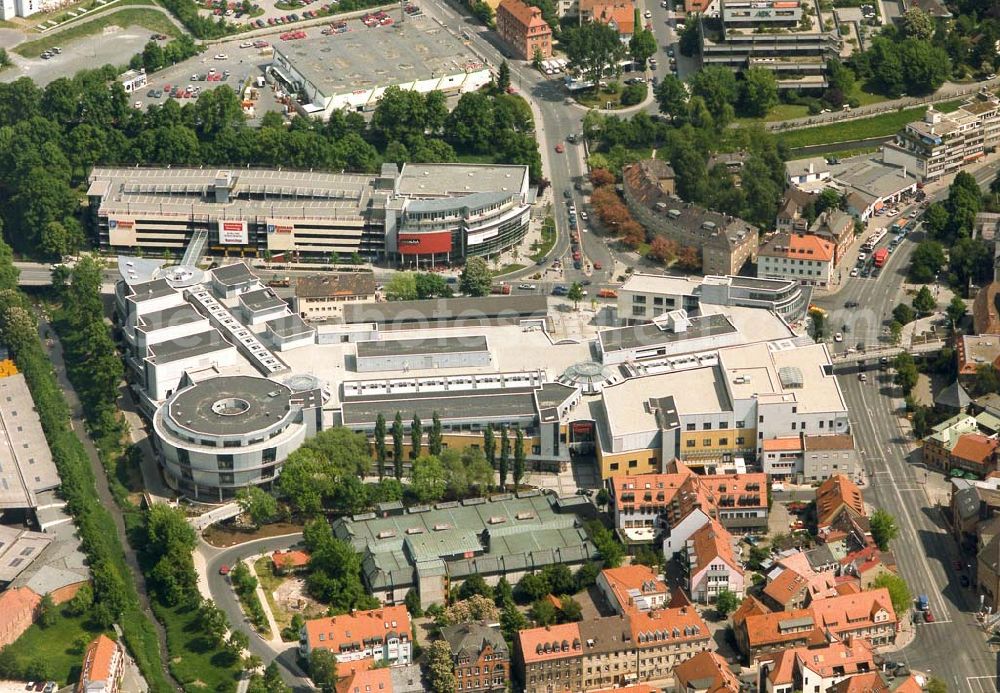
[518,283,537,290]
[555,143,565,153]
[214,53,229,60]
[219,564,230,576]
[960,574,970,587]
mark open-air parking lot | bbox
[966,676,999,693]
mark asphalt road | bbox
[813,160,1000,689]
[203,534,313,692]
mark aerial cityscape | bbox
[0,0,997,688]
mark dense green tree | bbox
[494,577,515,608]
[925,678,948,693]
[909,240,946,282]
[894,352,919,395]
[385,272,419,300]
[947,296,967,328]
[541,563,575,596]
[513,426,526,489]
[426,639,457,693]
[629,28,657,65]
[457,574,493,601]
[411,414,423,460]
[530,598,558,625]
[892,303,916,325]
[393,412,405,480]
[740,67,778,117]
[620,82,647,106]
[654,74,688,121]
[496,61,512,93]
[912,285,937,315]
[870,509,900,550]
[568,282,584,309]
[375,412,387,480]
[460,257,493,296]
[411,454,447,503]
[563,21,628,85]
[236,486,278,527]
[690,66,739,127]
[415,272,452,298]
[715,589,739,615]
[871,572,912,615]
[429,411,443,456]
[517,572,551,602]
[949,237,993,288]
[484,423,496,469]
[499,426,510,489]
[559,595,583,623]
[974,364,1000,396]
[901,7,934,39]
[310,649,338,692]
[678,17,700,56]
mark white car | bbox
[214,53,229,60]
[581,211,589,221]
[133,101,142,109]
[644,9,652,17]
[518,283,537,290]
[858,252,866,262]
[849,268,859,277]
[834,332,843,342]
[240,40,254,48]
[886,208,899,217]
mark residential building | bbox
[631,606,713,685]
[685,519,745,603]
[776,188,817,234]
[699,0,841,91]
[978,529,1000,613]
[809,210,855,267]
[757,232,835,288]
[828,672,923,693]
[0,587,40,649]
[300,606,412,665]
[763,636,877,693]
[922,412,1000,473]
[89,163,533,264]
[271,550,310,574]
[496,0,553,60]
[839,547,898,590]
[785,157,832,189]
[883,91,1000,182]
[590,2,635,42]
[78,634,124,693]
[597,565,670,614]
[441,622,509,692]
[735,589,897,664]
[816,475,869,546]
[0,0,38,20]
[517,622,585,693]
[332,493,597,605]
[673,651,741,693]
[607,467,768,552]
[294,273,377,321]
[517,608,711,693]
[623,160,759,276]
[949,433,999,476]
[336,668,394,693]
[760,566,836,611]
[803,434,861,483]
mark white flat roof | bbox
[619,273,702,296]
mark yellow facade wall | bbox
[597,447,661,479]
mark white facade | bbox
[0,0,39,20]
[120,69,147,94]
[662,508,711,557]
[758,252,833,287]
[143,339,240,401]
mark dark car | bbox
[960,574,970,587]
[563,190,571,198]
[844,300,859,308]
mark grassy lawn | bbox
[495,263,526,275]
[778,100,963,149]
[855,90,890,106]
[15,6,178,57]
[3,604,109,687]
[764,103,810,122]
[154,600,242,693]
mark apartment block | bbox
[757,232,835,288]
[497,0,553,60]
[883,91,1000,182]
[685,519,745,603]
[300,606,412,665]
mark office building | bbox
[293,272,377,321]
[883,91,1000,182]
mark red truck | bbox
[873,248,889,268]
[490,283,512,295]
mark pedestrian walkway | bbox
[245,554,284,647]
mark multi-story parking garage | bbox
[87,162,532,265]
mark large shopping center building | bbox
[87,162,533,265]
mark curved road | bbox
[202,534,313,692]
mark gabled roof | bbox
[518,622,582,664]
[816,475,866,527]
[600,564,669,613]
[673,650,741,693]
[688,519,741,576]
[305,606,410,653]
[629,606,709,647]
[498,0,550,29]
[80,634,119,688]
[759,232,835,263]
[441,622,508,660]
[950,433,998,468]
[336,667,393,693]
[593,2,635,34]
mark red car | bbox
[219,564,230,576]
[593,261,602,269]
[555,143,565,153]
[924,609,934,623]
